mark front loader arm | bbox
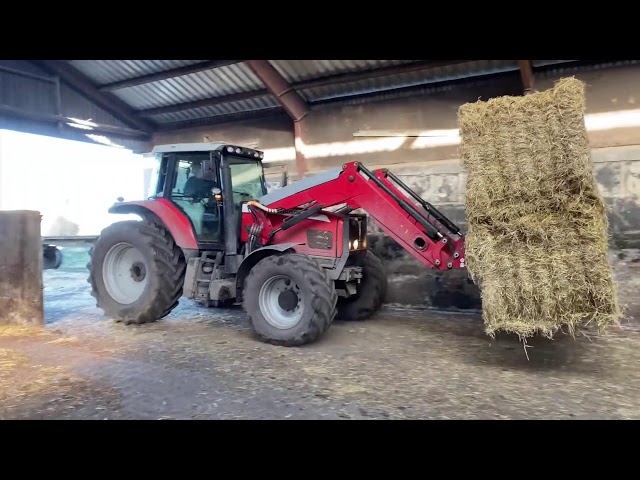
[260,161,465,271]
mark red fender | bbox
[109,198,198,250]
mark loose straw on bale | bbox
[458,77,621,339]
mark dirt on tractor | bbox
[1,247,640,420]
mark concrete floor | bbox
[1,248,639,420]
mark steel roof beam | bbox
[33,60,156,133]
[297,60,469,89]
[135,60,469,118]
[0,103,151,138]
[98,60,241,91]
[154,107,285,131]
[139,88,270,117]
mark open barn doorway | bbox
[0,128,153,323]
[0,129,151,236]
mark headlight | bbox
[353,239,359,249]
[348,240,353,250]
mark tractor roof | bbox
[150,142,233,154]
[148,142,265,160]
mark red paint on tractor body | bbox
[110,198,199,250]
[240,208,346,258]
[255,162,465,271]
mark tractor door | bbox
[167,152,222,246]
[218,154,268,267]
[227,156,268,205]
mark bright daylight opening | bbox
[0,129,154,236]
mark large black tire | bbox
[43,246,63,270]
[243,253,338,347]
[87,220,186,325]
[336,250,388,321]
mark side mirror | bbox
[117,196,124,202]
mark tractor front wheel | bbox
[243,254,338,346]
[336,250,388,321]
[87,220,186,325]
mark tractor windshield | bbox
[227,156,267,204]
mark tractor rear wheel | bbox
[336,250,387,321]
[87,220,186,325]
[243,253,338,347]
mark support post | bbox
[293,120,307,180]
[518,60,535,95]
[0,211,44,326]
[244,60,311,178]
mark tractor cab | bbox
[146,143,268,250]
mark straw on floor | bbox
[458,77,621,339]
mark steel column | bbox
[245,60,310,177]
[244,60,309,122]
[518,60,535,94]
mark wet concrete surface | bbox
[1,248,640,420]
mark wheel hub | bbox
[130,261,146,282]
[258,275,304,329]
[278,289,299,311]
[102,242,148,305]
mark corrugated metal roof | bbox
[6,59,627,140]
[535,59,640,78]
[297,60,520,102]
[68,60,206,85]
[269,60,418,83]
[148,95,279,123]
[111,63,267,110]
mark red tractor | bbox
[88,142,466,346]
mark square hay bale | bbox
[458,77,621,339]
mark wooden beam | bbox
[518,60,535,94]
[98,60,241,91]
[33,60,155,133]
